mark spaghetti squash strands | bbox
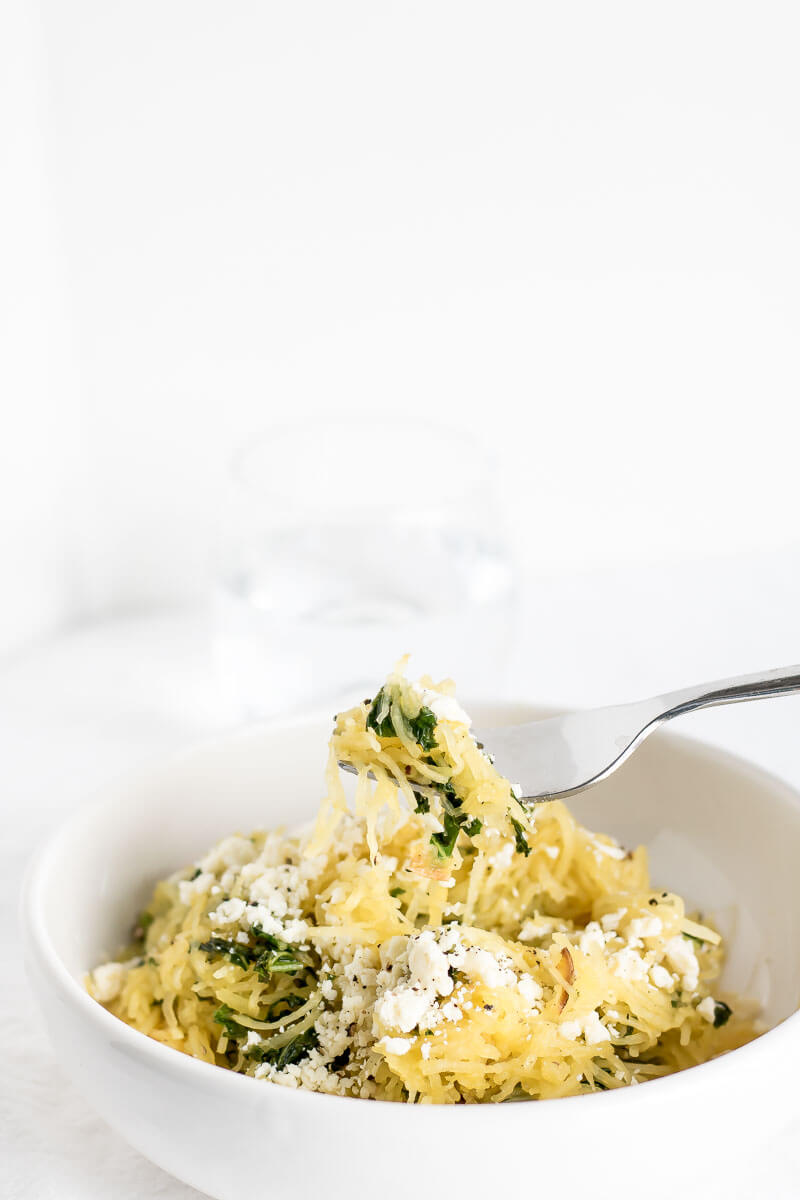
[88,665,759,1102]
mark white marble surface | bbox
[4,561,800,1198]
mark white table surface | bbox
[4,558,800,1198]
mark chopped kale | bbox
[250,925,282,951]
[389,887,406,898]
[248,1026,319,1070]
[509,815,531,857]
[414,792,430,815]
[712,1000,732,1028]
[199,936,254,971]
[435,779,461,807]
[683,931,705,945]
[214,1004,247,1038]
[367,687,438,751]
[408,705,438,751]
[255,947,303,979]
[330,1048,351,1071]
[189,867,202,881]
[199,925,306,980]
[431,811,461,859]
[428,780,482,859]
[266,993,306,1023]
[366,688,395,737]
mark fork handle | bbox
[655,665,800,723]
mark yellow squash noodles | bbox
[89,665,758,1102]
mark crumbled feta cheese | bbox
[400,671,472,726]
[462,946,516,990]
[610,946,649,981]
[578,922,606,954]
[407,930,455,997]
[664,936,699,992]
[489,842,515,871]
[697,996,717,1024]
[601,908,627,932]
[376,928,530,1036]
[441,1000,463,1022]
[629,917,663,939]
[209,897,247,926]
[178,872,215,905]
[248,873,290,917]
[543,845,559,860]
[560,1019,582,1040]
[376,985,432,1033]
[381,1037,414,1056]
[560,1010,610,1044]
[421,1041,431,1060]
[199,836,256,873]
[583,1011,611,1044]
[91,962,127,1003]
[425,692,472,726]
[240,903,307,944]
[517,974,544,1007]
[650,964,674,990]
[245,1031,263,1049]
[519,917,557,942]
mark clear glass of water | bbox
[212,419,517,719]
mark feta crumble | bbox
[628,917,663,939]
[664,936,699,992]
[697,996,717,1024]
[209,897,247,926]
[91,962,127,1003]
[380,1037,414,1056]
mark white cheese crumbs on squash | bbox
[664,935,700,992]
[90,962,128,1003]
[697,996,718,1023]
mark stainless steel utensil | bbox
[473,665,800,803]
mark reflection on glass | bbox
[212,420,517,718]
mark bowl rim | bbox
[21,705,800,1120]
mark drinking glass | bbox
[211,419,517,719]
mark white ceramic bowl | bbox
[22,704,800,1200]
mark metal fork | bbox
[341,666,800,805]
[473,665,800,803]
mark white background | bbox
[3,3,800,1198]
[2,0,800,655]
